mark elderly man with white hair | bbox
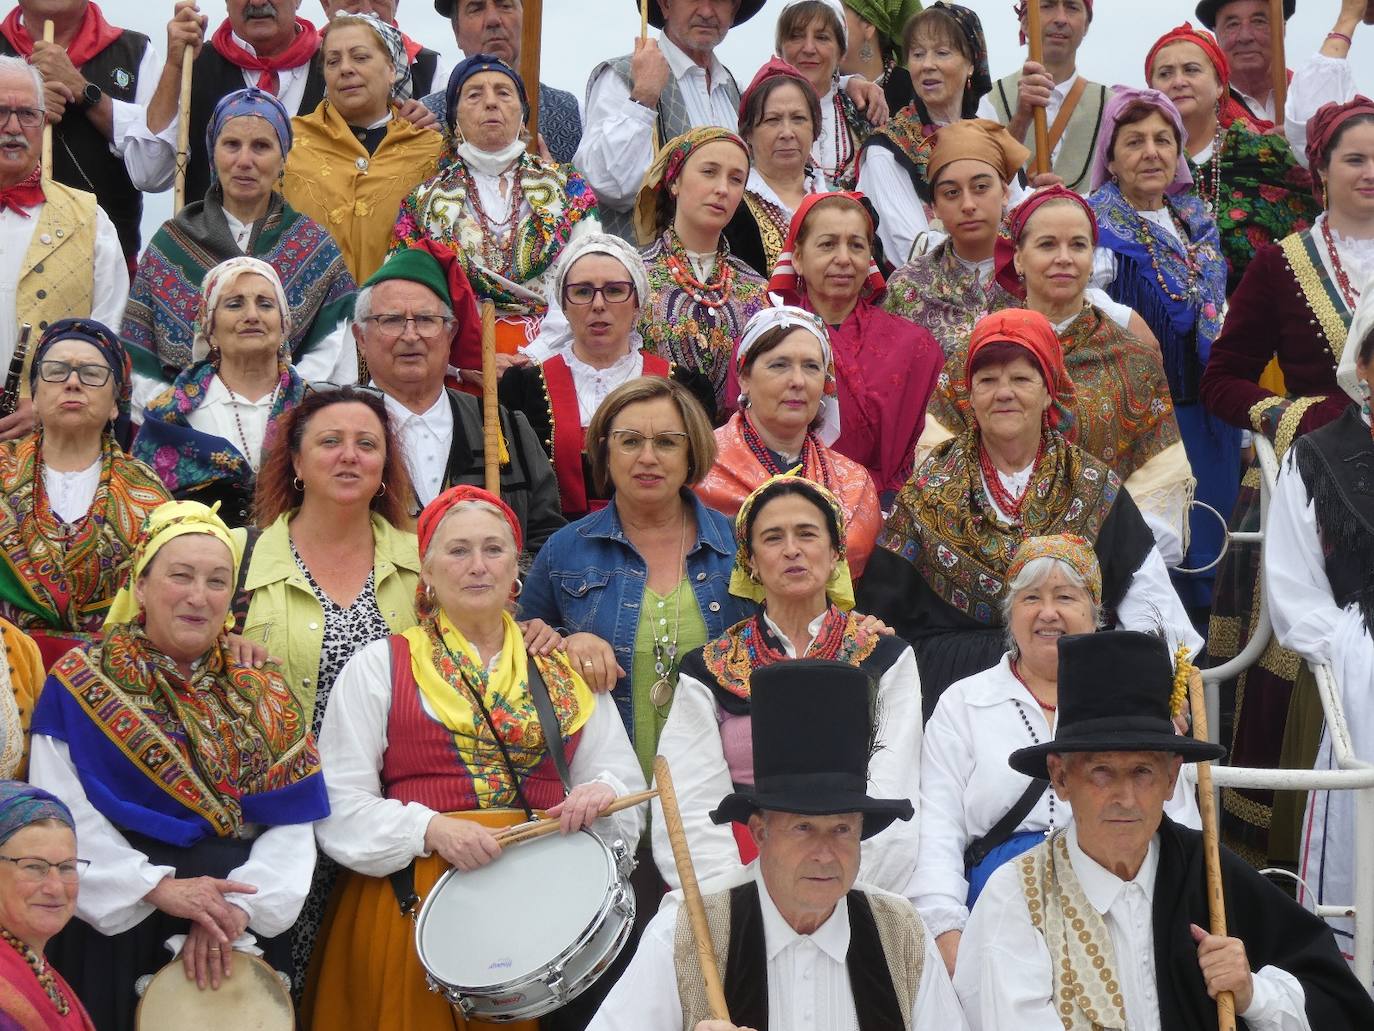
[0,55,127,442]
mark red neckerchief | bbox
[0,2,122,65]
[397,28,423,64]
[209,17,320,96]
[0,165,45,218]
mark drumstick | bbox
[480,301,499,495]
[173,43,195,212]
[1189,668,1237,1031]
[40,21,54,178]
[1024,2,1051,177]
[655,755,730,1022]
[493,788,659,845]
[1268,0,1287,128]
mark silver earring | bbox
[738,393,750,409]
[512,577,524,598]
[859,41,874,61]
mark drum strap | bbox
[526,658,572,792]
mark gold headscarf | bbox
[632,126,750,245]
[926,118,1030,187]
[1006,533,1103,604]
[729,475,856,610]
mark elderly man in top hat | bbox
[955,630,1374,1031]
[589,659,966,1031]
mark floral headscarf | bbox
[206,88,292,180]
[633,126,750,245]
[1006,533,1103,605]
[192,256,292,363]
[735,305,841,446]
[769,192,886,302]
[730,475,856,610]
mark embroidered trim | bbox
[1248,396,1287,435]
[1276,395,1324,458]
[1280,231,1349,370]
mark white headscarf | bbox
[1338,270,1374,406]
[554,232,651,312]
[735,305,841,446]
[778,0,849,49]
[193,256,292,363]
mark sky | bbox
[40,0,1374,248]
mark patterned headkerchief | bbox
[1090,87,1193,195]
[735,305,841,446]
[0,781,75,846]
[30,318,132,433]
[418,485,523,557]
[327,12,412,101]
[1007,533,1103,604]
[845,0,925,54]
[730,475,855,610]
[444,53,529,134]
[769,192,886,301]
[193,256,292,363]
[206,88,293,179]
[633,126,750,245]
[920,4,994,112]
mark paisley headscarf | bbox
[1006,533,1103,605]
[206,88,292,179]
[192,256,293,363]
[325,11,413,101]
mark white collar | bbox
[363,111,394,130]
[204,373,277,406]
[746,166,829,216]
[753,864,851,963]
[660,32,729,90]
[1051,72,1080,99]
[761,608,829,656]
[960,652,1029,708]
[230,29,304,64]
[565,347,641,379]
[1067,823,1160,916]
[382,388,450,428]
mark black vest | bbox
[0,29,147,260]
[410,48,438,99]
[185,45,326,205]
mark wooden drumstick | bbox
[1024,2,1051,177]
[480,301,499,495]
[1268,0,1287,128]
[654,755,730,1022]
[40,21,54,178]
[1189,668,1237,1031]
[173,43,195,212]
[493,789,659,845]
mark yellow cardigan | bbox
[283,100,445,283]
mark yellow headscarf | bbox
[632,126,750,245]
[729,475,856,611]
[104,500,244,631]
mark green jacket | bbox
[241,511,421,716]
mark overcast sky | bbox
[56,0,1374,247]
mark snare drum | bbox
[135,953,294,1030]
[415,828,635,1022]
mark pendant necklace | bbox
[649,510,691,709]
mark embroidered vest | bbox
[990,73,1109,194]
[15,181,98,398]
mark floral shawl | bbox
[0,434,168,649]
[132,358,306,501]
[884,237,1019,357]
[861,102,936,189]
[31,624,327,844]
[931,304,1182,483]
[390,151,598,316]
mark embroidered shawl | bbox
[389,151,598,316]
[0,434,168,644]
[31,624,327,844]
[884,238,1019,357]
[931,305,1181,483]
[861,102,936,187]
[122,189,356,388]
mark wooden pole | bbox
[480,301,500,495]
[519,0,543,155]
[640,0,651,39]
[1268,0,1287,129]
[654,756,730,1022]
[173,47,195,212]
[40,21,54,178]
[1189,669,1238,1031]
[1024,3,1050,176]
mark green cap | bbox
[363,247,449,301]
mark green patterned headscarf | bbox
[845,0,924,56]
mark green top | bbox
[630,578,709,785]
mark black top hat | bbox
[1195,0,1296,29]
[1008,631,1227,780]
[709,660,914,840]
[640,0,768,30]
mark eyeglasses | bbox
[36,360,113,387]
[0,106,42,130]
[607,429,689,456]
[362,314,452,339]
[303,381,387,401]
[0,856,90,883]
[563,282,635,306]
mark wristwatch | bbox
[79,81,102,110]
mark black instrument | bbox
[0,323,32,418]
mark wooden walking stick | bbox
[40,21,54,178]
[173,45,195,212]
[641,0,651,40]
[654,755,731,1022]
[1024,2,1051,177]
[1189,668,1238,1031]
[519,0,543,155]
[480,301,500,495]
[1268,0,1287,129]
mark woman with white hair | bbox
[914,533,1200,977]
[498,233,715,522]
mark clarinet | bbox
[0,323,33,418]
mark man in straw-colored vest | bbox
[955,630,1374,1031]
[588,659,966,1031]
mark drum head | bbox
[417,830,614,989]
[136,954,293,1030]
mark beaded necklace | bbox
[1321,216,1363,310]
[740,416,836,490]
[978,439,1044,523]
[1194,120,1226,218]
[456,161,523,277]
[226,377,280,471]
[818,87,858,185]
[664,230,737,309]
[1009,657,1056,712]
[742,604,848,666]
[0,927,69,1015]
[1009,697,1057,830]
[1138,201,1202,304]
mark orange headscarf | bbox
[966,309,1076,430]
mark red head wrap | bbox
[768,192,886,304]
[1144,23,1264,131]
[966,308,1075,430]
[738,57,821,129]
[992,185,1099,299]
[1306,96,1374,203]
[417,485,523,557]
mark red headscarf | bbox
[738,57,821,127]
[992,185,1098,299]
[966,308,1075,430]
[1144,22,1265,132]
[1306,96,1374,203]
[0,3,122,66]
[768,192,886,304]
[417,486,523,557]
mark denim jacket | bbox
[521,492,749,731]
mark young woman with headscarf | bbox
[122,88,358,416]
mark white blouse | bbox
[185,375,278,471]
[41,458,101,524]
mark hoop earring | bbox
[511,577,523,598]
[293,476,304,492]
[376,481,388,497]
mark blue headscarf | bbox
[206,87,293,178]
[29,318,133,444]
[0,781,75,846]
[443,53,529,135]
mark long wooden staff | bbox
[480,301,500,494]
[173,44,194,212]
[520,0,543,155]
[1268,0,1287,128]
[654,755,730,1022]
[1024,3,1050,176]
[640,0,651,39]
[1189,669,1237,1031]
[40,21,54,177]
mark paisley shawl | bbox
[884,237,1019,357]
[700,606,881,701]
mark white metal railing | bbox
[1198,435,1374,986]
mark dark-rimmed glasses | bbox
[0,106,42,130]
[36,360,112,387]
[563,282,635,306]
[361,314,452,339]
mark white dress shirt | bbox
[0,202,129,375]
[858,145,932,264]
[564,349,646,426]
[651,611,922,895]
[185,374,278,471]
[28,735,316,942]
[977,71,1082,169]
[914,654,1202,938]
[1284,53,1357,168]
[1233,85,1277,126]
[313,637,645,876]
[587,864,968,1031]
[576,33,739,211]
[41,457,101,524]
[955,823,1311,1030]
[384,390,452,507]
